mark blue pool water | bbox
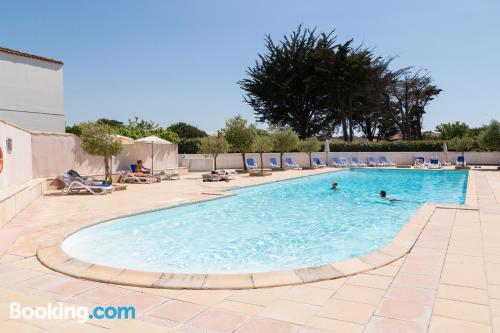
[62,169,468,274]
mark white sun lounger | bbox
[118,170,157,183]
[59,174,113,195]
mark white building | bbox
[0,46,64,132]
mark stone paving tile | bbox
[437,283,489,305]
[281,285,336,306]
[364,316,426,333]
[332,284,385,305]
[0,320,42,333]
[385,284,436,306]
[69,284,134,304]
[307,316,364,333]
[173,289,233,306]
[227,286,291,306]
[391,272,440,290]
[148,300,206,323]
[375,298,432,324]
[43,321,108,332]
[433,298,491,325]
[185,308,248,332]
[214,300,264,316]
[346,274,393,290]
[427,315,491,333]
[235,317,299,333]
[259,299,320,325]
[440,261,487,289]
[106,292,167,314]
[107,320,170,332]
[316,299,375,325]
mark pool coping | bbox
[36,169,476,290]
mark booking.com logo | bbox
[10,302,135,323]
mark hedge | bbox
[326,140,449,152]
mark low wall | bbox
[180,151,500,171]
[31,132,179,178]
[0,179,46,226]
[0,121,33,188]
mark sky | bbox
[1,0,499,133]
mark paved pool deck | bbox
[0,167,499,333]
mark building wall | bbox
[31,133,179,178]
[181,151,500,171]
[0,52,64,132]
[0,121,33,188]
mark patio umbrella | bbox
[443,142,448,163]
[324,139,330,165]
[134,135,171,175]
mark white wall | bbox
[0,121,33,188]
[181,151,500,171]
[0,52,64,132]
[31,133,179,178]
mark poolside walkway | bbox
[0,168,499,332]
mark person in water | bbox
[380,190,400,202]
[331,182,338,190]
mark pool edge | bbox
[36,170,475,290]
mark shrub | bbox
[478,120,500,151]
[328,140,449,152]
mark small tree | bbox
[80,122,123,183]
[299,137,321,168]
[252,135,273,173]
[478,120,500,151]
[449,136,475,159]
[273,129,299,167]
[199,136,229,170]
[223,115,257,171]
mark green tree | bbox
[199,136,229,170]
[449,136,475,159]
[239,26,337,139]
[436,122,470,140]
[478,120,500,151]
[272,129,299,167]
[168,122,207,138]
[223,115,257,171]
[252,135,273,173]
[65,124,82,136]
[299,137,321,168]
[80,122,123,183]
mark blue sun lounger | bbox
[312,157,326,168]
[270,157,281,169]
[246,158,258,170]
[350,157,367,167]
[285,157,301,169]
[456,155,466,166]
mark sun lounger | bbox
[59,174,113,195]
[329,157,342,167]
[118,170,157,183]
[312,157,326,168]
[440,160,451,166]
[367,156,380,167]
[270,157,281,169]
[379,156,396,167]
[66,170,106,184]
[246,158,258,170]
[414,157,426,169]
[456,155,466,166]
[350,157,367,168]
[285,157,301,169]
[339,158,350,167]
[428,158,441,169]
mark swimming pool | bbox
[62,169,468,274]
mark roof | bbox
[0,46,63,65]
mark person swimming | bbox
[380,190,400,202]
[331,182,338,190]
